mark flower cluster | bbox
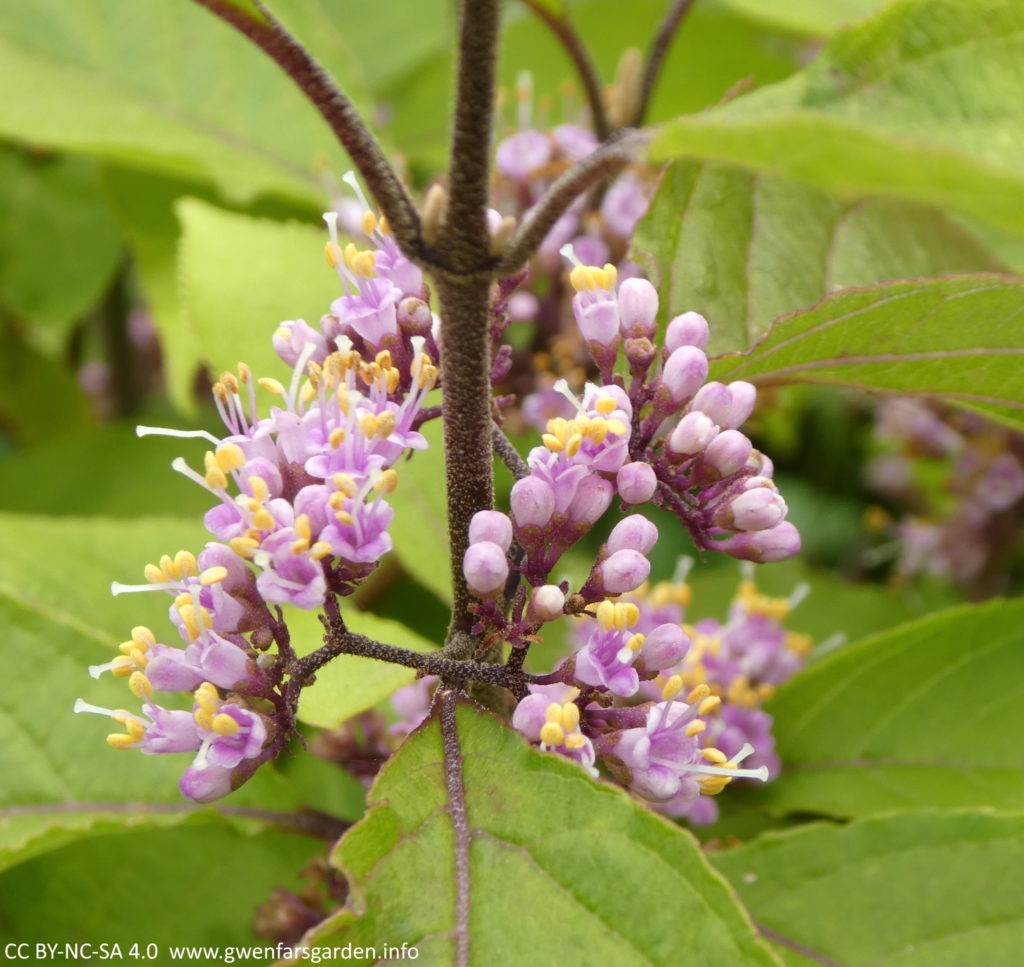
[76,203,439,801]
[866,398,1024,588]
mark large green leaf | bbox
[712,810,1024,966]
[654,0,1024,235]
[0,0,352,207]
[756,598,1024,818]
[719,0,885,36]
[176,197,339,392]
[633,161,1009,355]
[0,819,324,947]
[706,276,1024,431]
[304,700,780,965]
[0,147,123,337]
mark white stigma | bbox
[136,425,220,445]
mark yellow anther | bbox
[200,566,228,586]
[212,381,229,403]
[107,732,141,750]
[626,633,645,653]
[199,606,213,629]
[144,563,165,584]
[301,382,317,403]
[328,427,346,449]
[252,508,276,531]
[685,720,706,737]
[362,210,377,235]
[687,683,710,705]
[258,377,286,396]
[195,682,219,710]
[564,733,586,751]
[544,703,564,725]
[216,443,246,471]
[237,362,251,384]
[786,633,813,657]
[174,591,193,609]
[562,702,580,731]
[379,215,391,235]
[335,511,354,526]
[354,252,376,276]
[249,476,270,502]
[699,696,722,716]
[194,709,213,731]
[540,722,565,747]
[595,396,617,415]
[586,421,609,446]
[221,373,240,394]
[129,648,148,669]
[111,656,135,677]
[205,466,228,490]
[359,413,380,438]
[328,492,346,510]
[375,350,393,368]
[418,363,438,390]
[178,604,200,642]
[377,411,397,438]
[700,778,731,795]
[228,536,259,558]
[542,433,563,452]
[295,515,312,544]
[343,242,359,267]
[619,603,640,628]
[212,713,240,736]
[606,419,628,436]
[386,368,400,393]
[702,747,728,764]
[758,683,776,701]
[174,550,197,577]
[569,265,592,292]
[596,600,616,630]
[564,433,583,458]
[661,675,684,701]
[375,469,399,494]
[332,473,358,497]
[324,241,339,268]
[600,264,618,288]
[311,541,333,560]
[129,671,153,698]
[159,554,175,577]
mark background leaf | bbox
[634,161,1009,355]
[712,810,1024,966]
[754,598,1024,818]
[654,0,1024,236]
[706,276,1024,430]
[305,701,780,965]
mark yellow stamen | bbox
[212,713,240,736]
[200,566,228,586]
[595,396,617,415]
[661,675,683,701]
[129,671,153,698]
[540,722,565,747]
[362,210,377,235]
[258,377,286,396]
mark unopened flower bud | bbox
[397,297,433,336]
[703,429,753,478]
[607,515,659,555]
[715,521,801,563]
[661,346,709,407]
[726,381,757,428]
[569,475,614,525]
[573,293,621,348]
[469,510,513,552]
[689,382,733,427]
[668,411,718,456]
[616,462,658,504]
[462,541,510,596]
[511,476,556,529]
[637,623,689,672]
[600,549,651,594]
[527,584,566,623]
[617,278,658,338]
[665,311,709,352]
[718,488,788,531]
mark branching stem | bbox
[636,0,698,126]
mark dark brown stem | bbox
[636,0,698,126]
[440,691,471,967]
[492,424,530,480]
[496,130,649,274]
[519,0,611,141]
[189,0,421,254]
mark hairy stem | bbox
[497,130,649,274]
[519,0,611,140]
[440,691,471,967]
[492,423,530,480]
[189,0,421,253]
[636,0,698,126]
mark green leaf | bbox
[0,0,350,207]
[176,197,339,388]
[653,0,1024,235]
[756,598,1024,818]
[633,161,1009,355]
[293,608,437,729]
[305,701,779,965]
[712,810,1024,966]
[718,0,885,36]
[0,820,324,947]
[706,276,1024,431]
[386,416,452,602]
[0,147,123,336]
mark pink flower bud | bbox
[720,488,788,531]
[600,549,651,594]
[511,476,556,529]
[462,541,510,595]
[703,429,753,478]
[573,293,620,348]
[668,411,719,456]
[726,381,757,428]
[616,462,658,504]
[617,278,659,338]
[569,475,614,525]
[714,521,801,563]
[665,311,709,352]
[469,510,513,552]
[527,584,566,623]
[607,515,659,555]
[689,382,733,427]
[397,297,433,336]
[661,346,709,406]
[637,623,690,672]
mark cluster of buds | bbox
[866,398,1024,587]
[76,201,440,802]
